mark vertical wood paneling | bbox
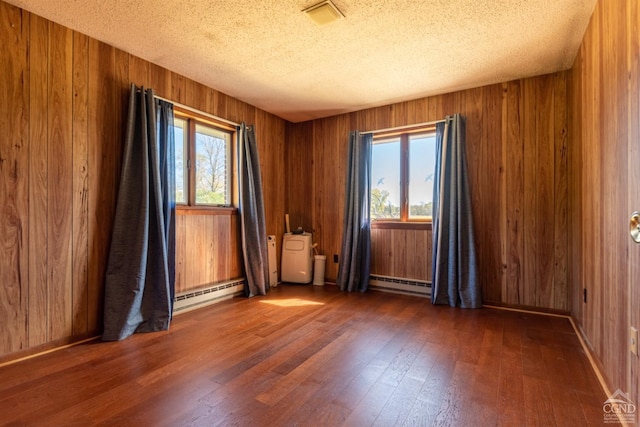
[627,0,640,405]
[71,31,89,336]
[148,63,171,98]
[479,83,505,303]
[534,74,555,308]
[128,54,149,88]
[553,73,568,311]
[171,72,186,105]
[229,215,242,279]
[0,1,286,361]
[28,13,49,346]
[174,214,186,293]
[87,39,116,333]
[568,0,639,406]
[370,228,431,281]
[287,74,569,309]
[214,216,230,280]
[285,122,313,232]
[47,23,74,340]
[522,78,538,307]
[567,42,584,329]
[505,80,524,304]
[1,2,29,354]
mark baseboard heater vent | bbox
[173,278,245,314]
[369,274,431,298]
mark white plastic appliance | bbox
[281,232,313,283]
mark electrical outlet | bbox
[630,327,638,356]
[333,254,339,263]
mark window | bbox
[172,109,235,207]
[371,128,436,221]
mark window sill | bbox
[177,206,237,216]
[371,221,432,231]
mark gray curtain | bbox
[102,85,176,341]
[431,114,481,308]
[238,123,269,297]
[337,131,372,292]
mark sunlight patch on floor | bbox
[259,298,324,307]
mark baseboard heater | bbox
[173,278,245,315]
[369,274,431,298]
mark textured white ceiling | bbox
[7,0,596,122]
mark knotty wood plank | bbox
[72,31,90,337]
[27,13,49,347]
[0,1,30,354]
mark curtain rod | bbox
[154,94,241,128]
[360,118,446,135]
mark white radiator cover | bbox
[369,274,431,298]
[173,279,244,315]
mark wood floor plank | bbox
[0,285,606,426]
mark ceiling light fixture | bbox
[303,0,344,26]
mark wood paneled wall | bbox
[286,74,569,311]
[174,214,243,294]
[568,0,640,406]
[0,1,286,361]
[370,228,432,281]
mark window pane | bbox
[408,134,436,219]
[371,138,401,219]
[195,123,230,205]
[173,117,187,204]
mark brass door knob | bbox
[631,212,640,243]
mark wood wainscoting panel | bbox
[370,228,431,282]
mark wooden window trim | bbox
[372,127,435,224]
[371,221,432,231]
[176,206,237,216]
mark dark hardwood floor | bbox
[0,285,607,426]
